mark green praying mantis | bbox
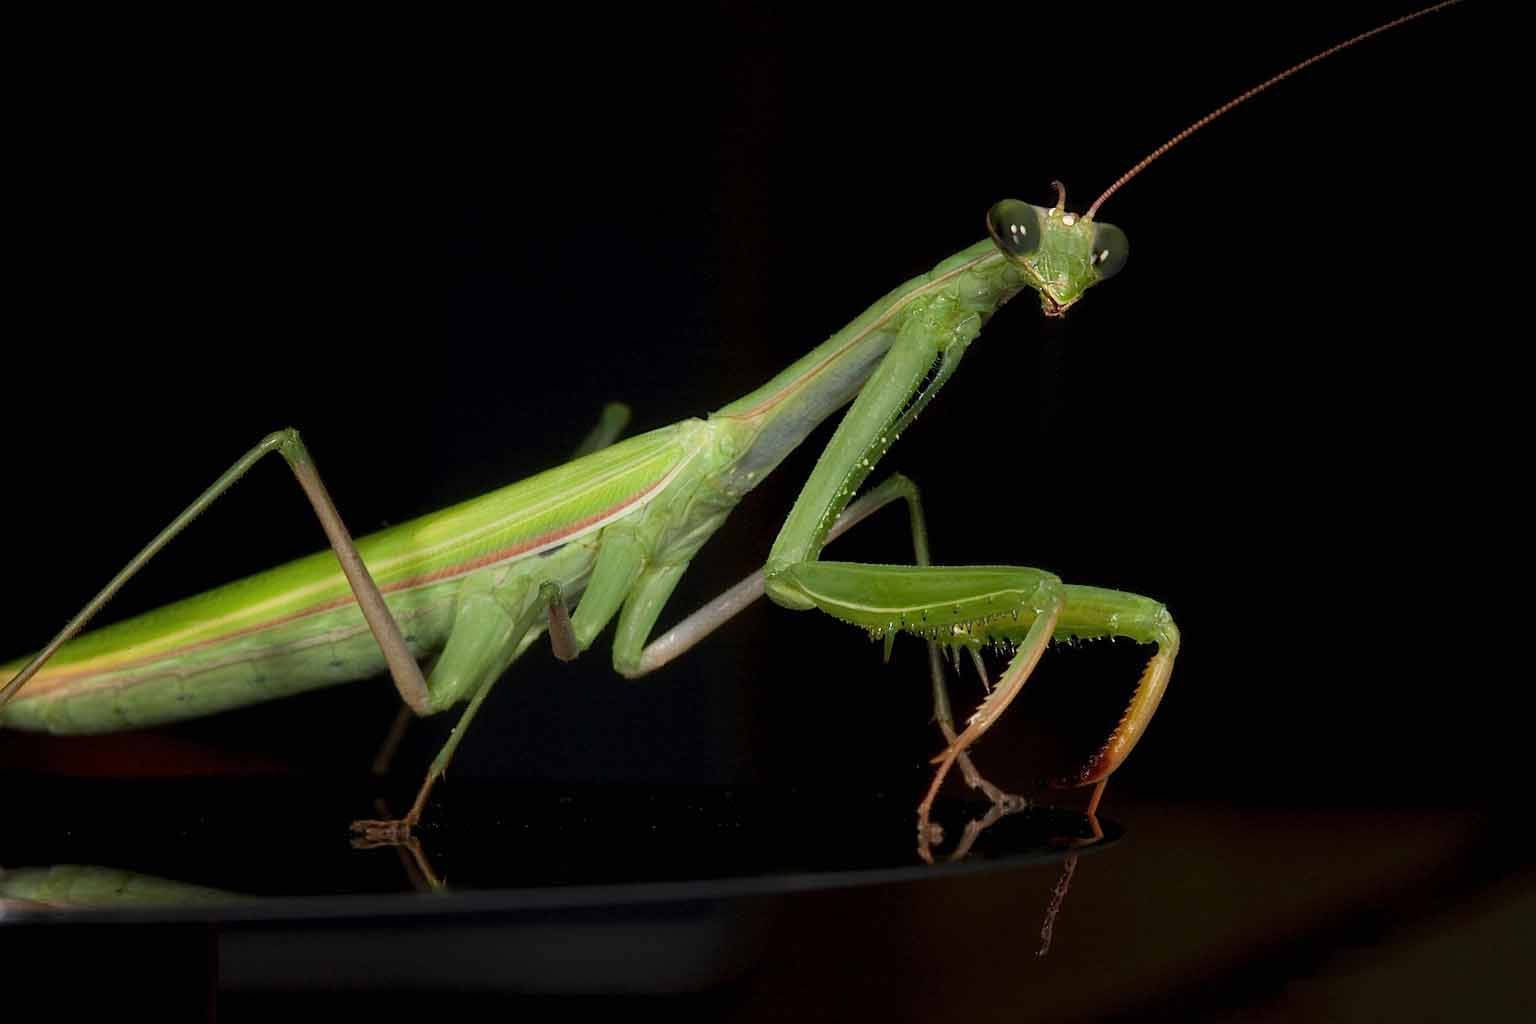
[1,3,1467,861]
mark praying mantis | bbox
[1,4,1474,860]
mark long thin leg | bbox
[371,697,417,777]
[0,429,429,713]
[1035,780,1107,956]
[352,581,559,844]
[628,474,933,676]
[369,587,577,776]
[1036,852,1078,956]
[914,580,1064,860]
[859,477,1019,808]
[369,403,620,774]
[361,434,652,844]
[928,643,1019,809]
[623,473,1018,811]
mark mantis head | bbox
[985,197,1127,318]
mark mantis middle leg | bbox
[368,402,632,774]
[622,471,1025,809]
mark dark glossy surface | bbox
[1,779,1110,920]
[2,780,1122,1010]
[4,784,1529,1020]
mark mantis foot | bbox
[349,817,417,848]
[352,778,437,849]
[956,752,1024,812]
[917,816,945,864]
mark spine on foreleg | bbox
[1054,585,1180,787]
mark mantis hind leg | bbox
[0,429,431,714]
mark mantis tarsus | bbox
[0,4,1468,859]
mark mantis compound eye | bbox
[986,200,1042,259]
[1089,222,1129,281]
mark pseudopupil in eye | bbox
[986,200,1042,259]
[1090,221,1129,280]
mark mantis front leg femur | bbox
[769,561,1178,857]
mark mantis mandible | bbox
[0,3,1463,860]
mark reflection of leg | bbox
[1035,781,1107,955]
[363,798,445,890]
[1037,854,1077,957]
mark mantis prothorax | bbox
[0,2,1462,860]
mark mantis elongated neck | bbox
[710,241,1025,497]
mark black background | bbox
[4,6,1511,832]
[5,3,1526,1018]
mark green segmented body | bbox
[0,422,710,732]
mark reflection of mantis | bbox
[0,4,1460,860]
[0,799,1093,913]
[0,864,241,911]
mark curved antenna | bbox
[1084,1,1463,222]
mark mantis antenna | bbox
[1083,0,1465,221]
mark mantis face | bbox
[986,199,1129,317]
